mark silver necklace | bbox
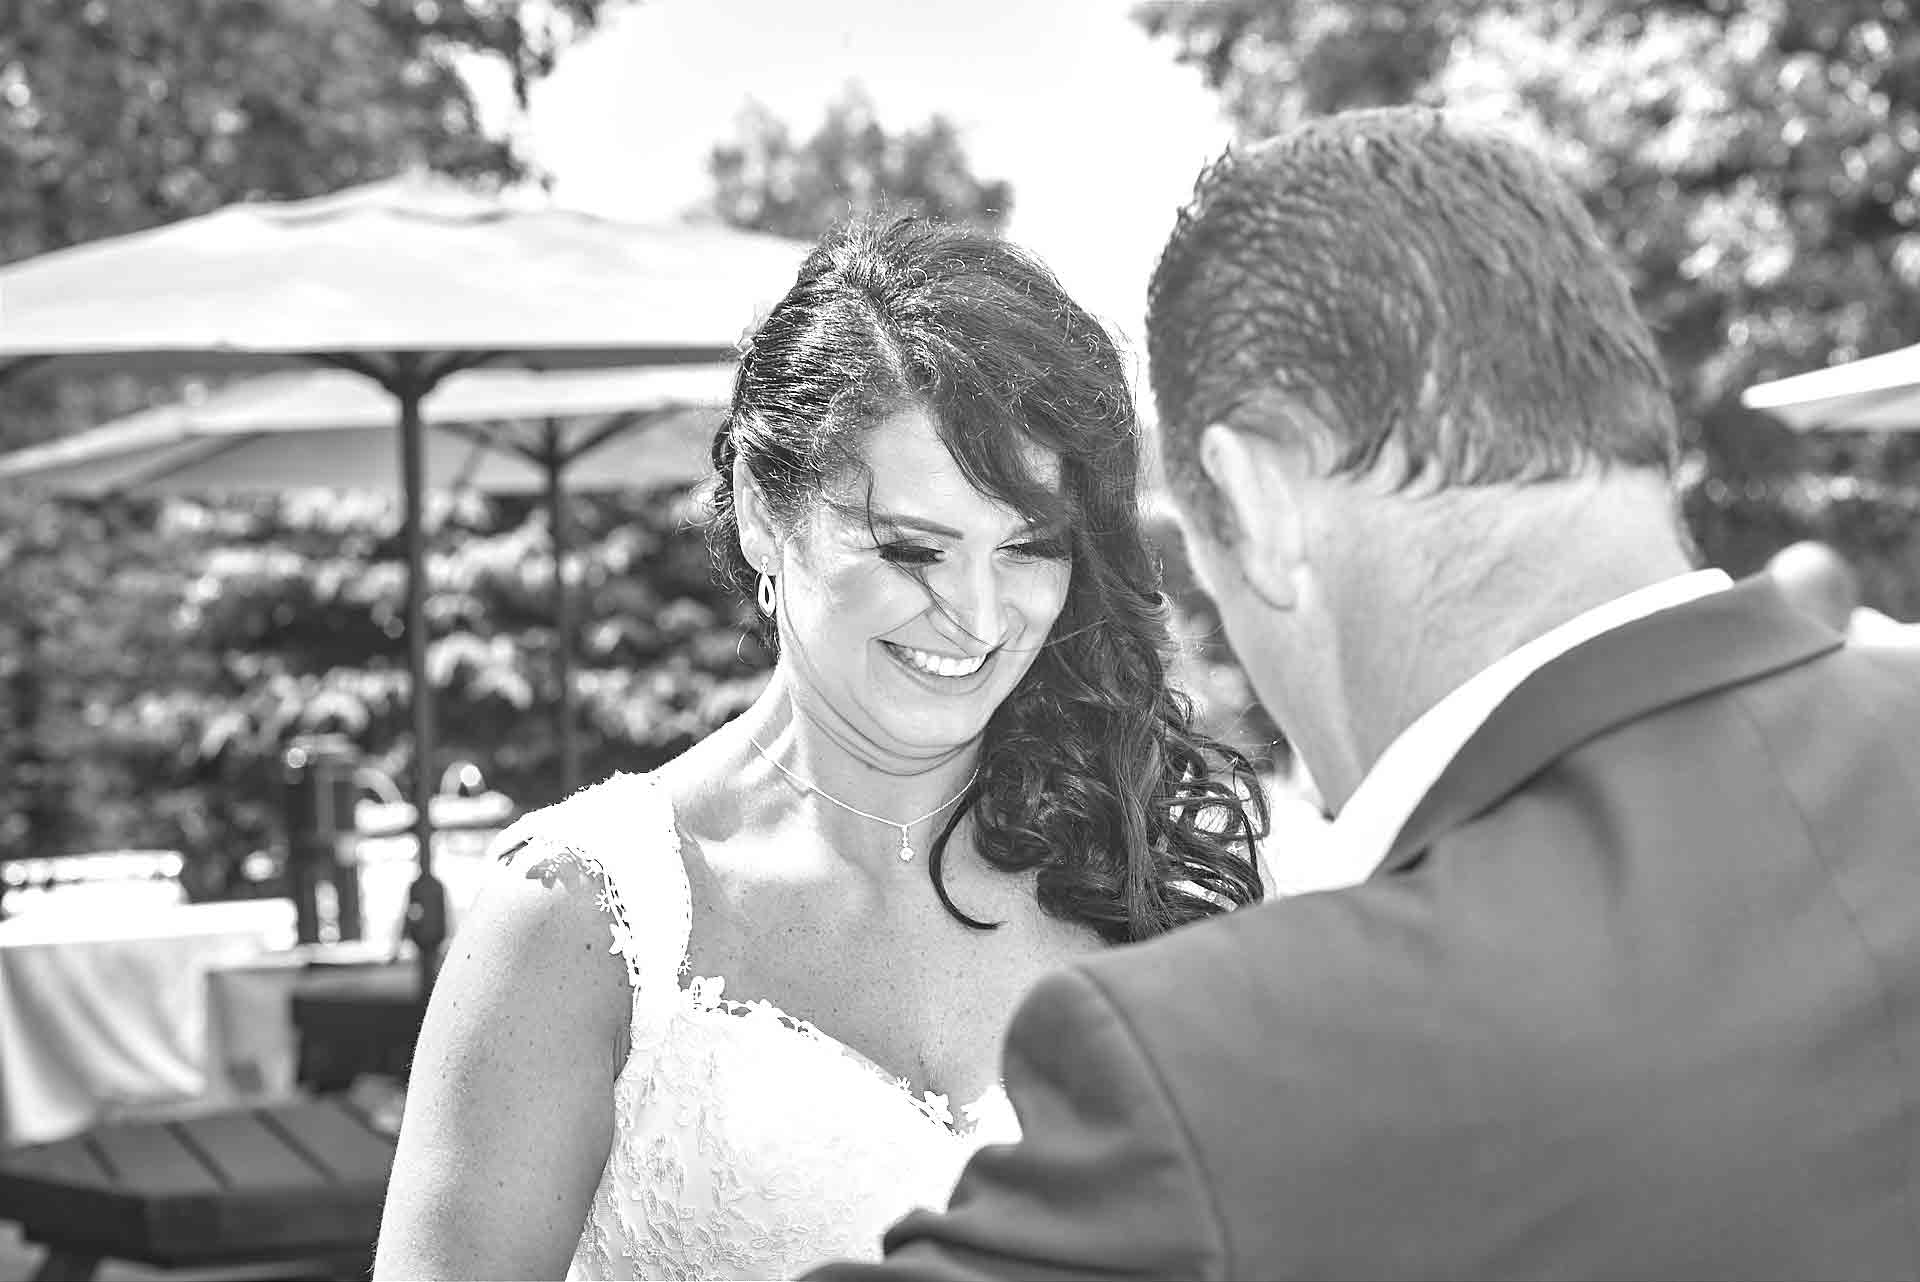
[749,738,978,863]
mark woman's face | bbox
[770,405,1073,764]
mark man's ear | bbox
[1197,422,1308,611]
[732,453,780,575]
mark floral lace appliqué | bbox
[498,772,1016,1282]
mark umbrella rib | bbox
[561,410,676,467]
[486,409,687,470]
[427,417,528,501]
[435,418,516,460]
[454,415,598,467]
[108,430,272,492]
[310,352,387,381]
[1806,381,1920,429]
[0,355,54,387]
[447,430,493,494]
[304,351,495,392]
[427,351,502,384]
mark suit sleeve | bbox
[803,963,1228,1281]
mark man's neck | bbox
[1321,474,1696,808]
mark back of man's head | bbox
[1147,107,1678,510]
[1766,540,1860,632]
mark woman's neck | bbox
[729,678,981,864]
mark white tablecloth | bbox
[201,949,310,1105]
[0,897,296,1146]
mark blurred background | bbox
[3,0,1918,895]
[8,8,1919,1274]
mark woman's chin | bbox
[895,727,988,756]
[872,712,994,758]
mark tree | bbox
[0,0,617,267]
[94,486,766,881]
[1135,0,1471,139]
[708,83,1013,239]
[2,0,631,450]
[0,0,627,872]
[1136,0,1920,614]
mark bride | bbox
[374,214,1268,1281]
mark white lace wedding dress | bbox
[492,771,1020,1281]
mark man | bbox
[809,108,1920,1280]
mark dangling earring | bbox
[757,572,777,617]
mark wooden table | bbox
[0,1095,395,1281]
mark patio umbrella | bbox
[0,172,807,985]
[1741,341,1920,431]
[0,362,737,793]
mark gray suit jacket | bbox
[808,574,1920,1280]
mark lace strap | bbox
[489,771,690,993]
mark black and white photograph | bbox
[0,2,1917,1279]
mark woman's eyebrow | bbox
[869,510,964,539]
[870,509,1060,540]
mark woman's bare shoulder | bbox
[438,839,633,1048]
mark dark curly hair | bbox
[705,214,1266,944]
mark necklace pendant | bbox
[897,828,914,863]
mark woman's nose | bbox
[938,560,1012,646]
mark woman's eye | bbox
[1005,538,1069,562]
[878,542,941,567]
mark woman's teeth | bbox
[896,645,988,678]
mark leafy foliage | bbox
[708,83,1013,238]
[0,0,617,263]
[0,0,634,874]
[5,476,771,880]
[1136,0,1920,613]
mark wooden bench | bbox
[0,1095,395,1281]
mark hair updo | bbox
[707,214,1266,943]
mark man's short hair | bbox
[1148,107,1679,509]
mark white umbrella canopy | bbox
[0,363,737,793]
[1740,340,1920,431]
[0,174,807,377]
[0,173,808,980]
[0,364,730,495]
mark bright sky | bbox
[471,0,1236,395]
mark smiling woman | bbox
[737,406,1072,784]
[708,214,1267,939]
[375,214,1270,1281]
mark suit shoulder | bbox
[1072,891,1416,1028]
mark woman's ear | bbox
[1197,422,1308,611]
[733,452,780,575]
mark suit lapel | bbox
[1380,574,1842,873]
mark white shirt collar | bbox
[1289,569,1733,895]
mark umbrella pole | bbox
[543,421,581,794]
[396,371,448,996]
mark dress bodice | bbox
[493,772,1018,1281]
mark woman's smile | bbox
[879,639,1000,691]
